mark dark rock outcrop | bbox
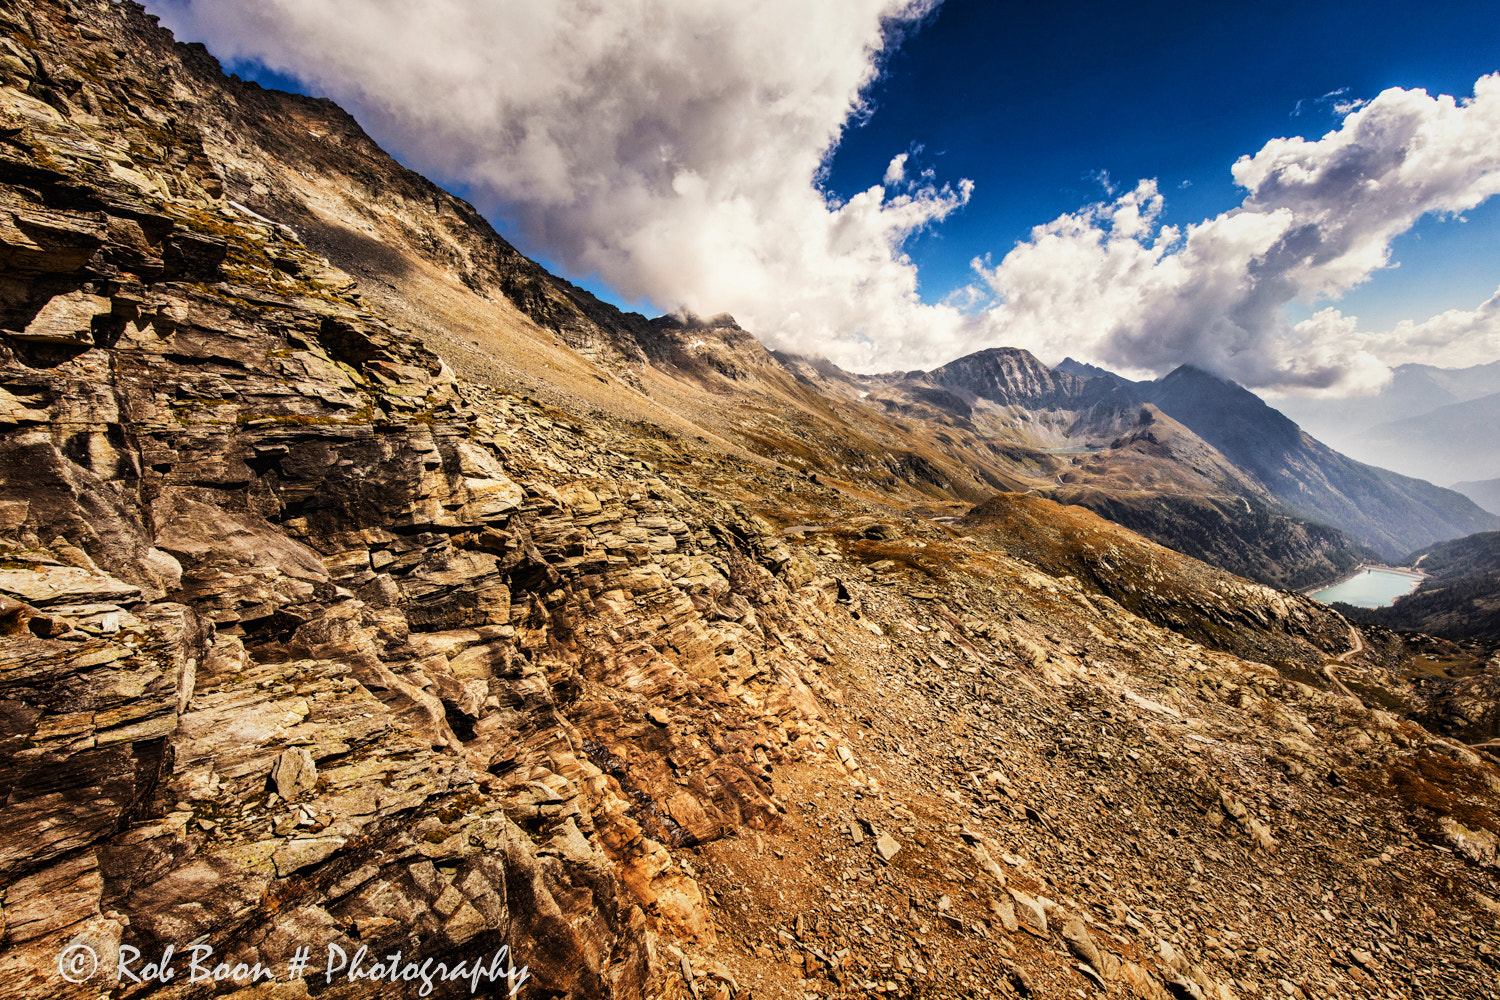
[0,8,835,995]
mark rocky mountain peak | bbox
[1053,356,1122,380]
[927,345,1062,405]
[651,310,744,332]
[639,310,777,382]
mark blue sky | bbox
[820,0,1500,331]
[157,0,1500,389]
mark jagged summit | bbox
[651,309,745,331]
[926,347,1142,414]
[926,346,1061,405]
[1053,356,1124,380]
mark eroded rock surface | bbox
[0,4,1497,1000]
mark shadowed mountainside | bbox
[1138,367,1500,559]
[959,492,1351,665]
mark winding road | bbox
[1324,625,1364,703]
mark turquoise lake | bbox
[1310,569,1422,608]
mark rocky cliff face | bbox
[927,347,1138,419]
[0,5,820,993]
[1,4,1499,1000]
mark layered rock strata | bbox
[0,4,1496,1000]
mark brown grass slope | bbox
[961,492,1351,669]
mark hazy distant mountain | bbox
[1345,391,1500,487]
[1276,360,1500,438]
[1137,366,1500,560]
[1453,477,1500,516]
[1272,361,1500,481]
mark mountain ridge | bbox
[1137,366,1500,559]
[155,34,1499,577]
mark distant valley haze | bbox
[1276,360,1500,493]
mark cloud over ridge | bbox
[153,1,1500,390]
[152,0,972,369]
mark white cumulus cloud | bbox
[1356,287,1500,369]
[148,0,1500,388]
[970,75,1500,392]
[150,0,976,371]
[883,152,909,186]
